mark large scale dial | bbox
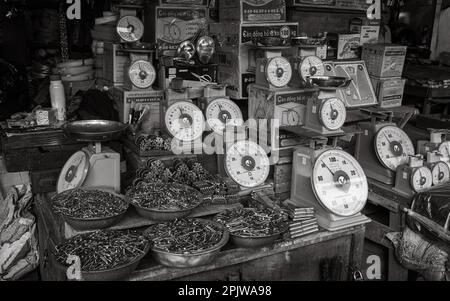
[165,101,205,142]
[128,60,156,89]
[438,141,450,160]
[225,140,270,188]
[265,57,292,88]
[431,162,450,186]
[57,151,89,193]
[312,149,368,217]
[410,166,433,192]
[374,125,415,171]
[319,98,347,131]
[117,16,144,43]
[206,98,244,135]
[299,56,325,81]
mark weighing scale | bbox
[205,98,244,135]
[254,48,293,90]
[116,15,144,44]
[425,151,450,186]
[394,155,433,198]
[57,121,128,194]
[324,61,378,108]
[289,138,371,231]
[355,110,415,185]
[164,101,205,142]
[122,47,156,91]
[289,55,325,88]
[417,130,450,163]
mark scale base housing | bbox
[83,146,121,193]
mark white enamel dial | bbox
[374,126,415,171]
[431,162,450,186]
[438,141,450,161]
[206,98,243,135]
[57,151,89,194]
[225,140,270,188]
[319,98,347,131]
[312,150,368,217]
[165,101,205,142]
[265,57,292,88]
[128,60,156,89]
[299,56,325,81]
[117,16,144,43]
[410,166,433,192]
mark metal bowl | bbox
[129,183,203,222]
[145,220,229,268]
[62,120,128,142]
[229,225,288,249]
[51,243,150,281]
[309,76,352,90]
[52,188,130,231]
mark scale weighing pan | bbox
[62,120,128,142]
[309,76,352,90]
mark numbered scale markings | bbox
[374,126,415,171]
[410,166,433,192]
[319,98,347,131]
[225,140,270,188]
[116,16,144,43]
[128,60,156,89]
[299,56,325,81]
[311,149,368,217]
[206,98,244,134]
[165,101,205,142]
[265,57,292,88]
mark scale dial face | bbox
[128,60,156,89]
[206,98,244,135]
[265,57,292,88]
[374,125,415,171]
[165,101,205,142]
[431,162,450,186]
[299,56,325,81]
[57,151,89,193]
[312,149,368,217]
[225,140,270,188]
[438,141,450,160]
[117,16,144,43]
[410,166,433,192]
[319,98,347,131]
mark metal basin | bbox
[62,120,128,142]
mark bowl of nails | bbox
[52,230,150,281]
[144,218,229,268]
[214,207,290,249]
[127,182,204,221]
[51,188,129,231]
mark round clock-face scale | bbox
[431,162,450,186]
[225,140,270,188]
[265,57,292,88]
[57,151,89,193]
[300,56,325,81]
[374,126,415,171]
[311,149,368,217]
[117,16,144,43]
[206,98,243,134]
[165,101,205,142]
[438,141,450,159]
[410,166,433,192]
[319,98,347,131]
[128,60,156,89]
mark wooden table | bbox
[35,193,365,281]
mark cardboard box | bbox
[103,43,128,84]
[158,63,218,90]
[248,84,318,149]
[112,86,164,127]
[144,6,208,57]
[210,22,299,99]
[370,76,406,109]
[219,0,286,23]
[362,44,407,78]
[289,0,371,11]
[337,34,361,60]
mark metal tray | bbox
[61,120,128,142]
[309,76,352,90]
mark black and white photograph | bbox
[0,0,449,288]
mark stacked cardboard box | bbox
[362,44,407,109]
[211,0,298,99]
